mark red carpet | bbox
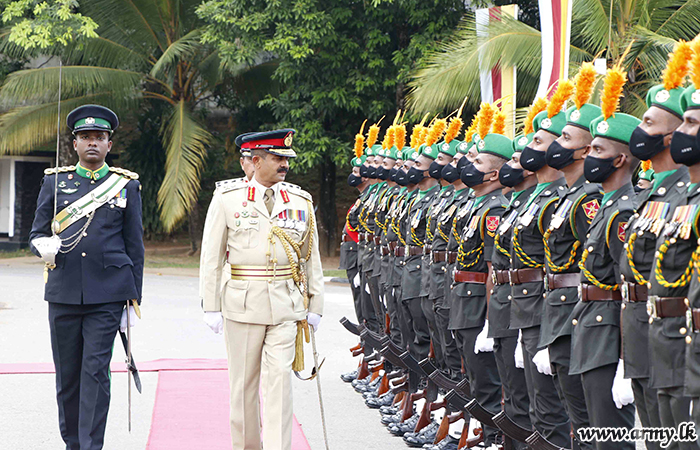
[0,359,312,450]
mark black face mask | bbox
[546,141,586,170]
[584,154,619,183]
[407,166,425,185]
[457,155,470,170]
[629,127,671,161]
[520,146,547,171]
[499,163,525,187]
[347,173,362,188]
[390,167,399,182]
[395,169,409,186]
[359,165,369,178]
[376,166,390,180]
[428,160,444,179]
[460,162,494,188]
[441,163,461,183]
[367,166,378,178]
[670,130,700,166]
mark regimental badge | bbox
[486,216,500,233]
[284,133,293,147]
[459,142,468,151]
[541,118,552,129]
[570,110,581,122]
[597,120,609,134]
[58,181,66,188]
[655,89,671,103]
[693,90,700,105]
[582,199,600,220]
[85,117,95,124]
[442,143,450,151]
[478,140,486,150]
[618,222,627,242]
[518,136,528,147]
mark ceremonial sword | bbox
[119,300,142,432]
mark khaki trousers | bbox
[224,319,297,450]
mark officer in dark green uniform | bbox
[627,45,696,448]
[511,89,571,447]
[570,66,639,450]
[539,65,602,450]
[677,66,700,434]
[401,144,441,361]
[491,137,536,449]
[450,130,512,447]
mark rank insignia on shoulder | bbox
[618,222,627,242]
[582,199,600,220]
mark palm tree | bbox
[0,0,272,234]
[408,0,700,119]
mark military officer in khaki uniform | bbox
[199,129,324,450]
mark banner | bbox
[536,0,573,98]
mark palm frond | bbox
[150,29,204,80]
[652,0,700,41]
[158,100,211,231]
[570,0,611,55]
[63,36,152,70]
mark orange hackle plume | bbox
[464,115,479,142]
[691,38,700,89]
[492,110,506,135]
[353,120,366,159]
[662,40,693,91]
[524,97,547,135]
[641,160,652,172]
[425,118,447,147]
[477,103,495,139]
[410,125,423,148]
[574,63,597,109]
[547,79,574,118]
[366,116,383,148]
[385,126,396,150]
[395,123,406,149]
[601,65,627,120]
[444,117,463,144]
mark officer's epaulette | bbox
[281,182,312,201]
[216,178,247,194]
[44,165,76,175]
[580,181,603,197]
[109,167,140,180]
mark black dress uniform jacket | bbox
[684,182,700,397]
[432,187,470,300]
[339,194,362,271]
[30,167,144,304]
[421,185,454,299]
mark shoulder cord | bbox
[624,232,648,285]
[512,226,543,268]
[654,239,695,288]
[543,228,580,273]
[494,233,510,257]
[578,248,618,290]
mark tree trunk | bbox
[58,133,77,166]
[318,158,337,257]
[187,208,199,256]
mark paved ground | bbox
[0,257,400,450]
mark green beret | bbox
[438,140,458,157]
[351,155,366,167]
[477,133,514,161]
[400,146,412,160]
[512,133,534,152]
[421,143,440,160]
[455,140,470,154]
[533,110,567,136]
[385,145,398,160]
[646,85,684,118]
[638,168,655,181]
[366,144,382,157]
[590,113,642,144]
[566,104,602,130]
[680,84,700,111]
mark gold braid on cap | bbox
[574,63,597,109]
[662,40,693,90]
[547,79,574,118]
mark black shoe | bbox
[423,435,459,450]
[379,404,399,415]
[366,391,395,409]
[404,421,439,447]
[389,413,419,436]
[381,410,404,426]
[340,369,358,383]
[354,377,380,393]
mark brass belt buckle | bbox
[492,271,497,285]
[508,270,514,286]
[687,308,694,333]
[647,295,659,319]
[621,282,629,302]
[577,284,583,301]
[544,274,549,292]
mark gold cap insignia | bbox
[597,121,609,134]
[284,133,293,147]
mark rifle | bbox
[339,316,362,336]
[526,431,569,450]
[492,410,534,443]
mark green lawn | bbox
[0,249,32,258]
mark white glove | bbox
[307,312,322,332]
[514,331,524,369]
[474,320,495,353]
[32,235,61,265]
[120,305,140,333]
[533,349,553,376]
[203,311,224,335]
[612,359,635,409]
[364,282,370,294]
[353,273,360,287]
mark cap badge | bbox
[442,143,450,151]
[459,142,468,151]
[542,118,552,129]
[692,90,700,105]
[478,140,486,150]
[597,120,609,134]
[85,117,95,124]
[518,136,528,147]
[655,89,670,103]
[570,110,581,122]
[284,133,293,147]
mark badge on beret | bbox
[541,118,552,129]
[597,121,609,134]
[442,143,450,151]
[655,89,670,103]
[85,117,95,124]
[459,142,468,151]
[570,110,581,122]
[692,90,700,105]
[478,140,485,150]
[284,133,293,147]
[518,136,528,147]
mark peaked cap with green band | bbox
[646,85,685,118]
[351,155,366,167]
[533,110,567,136]
[566,104,602,130]
[680,84,700,111]
[437,139,458,157]
[589,113,641,144]
[477,133,514,160]
[512,133,534,152]
[67,104,119,134]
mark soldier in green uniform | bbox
[450,128,513,447]
[570,66,639,450]
[491,137,537,449]
[620,43,694,449]
[539,65,602,449]
[510,87,572,447]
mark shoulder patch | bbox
[582,199,600,220]
[44,165,76,175]
[216,178,247,194]
[617,222,627,242]
[109,167,139,180]
[486,216,500,232]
